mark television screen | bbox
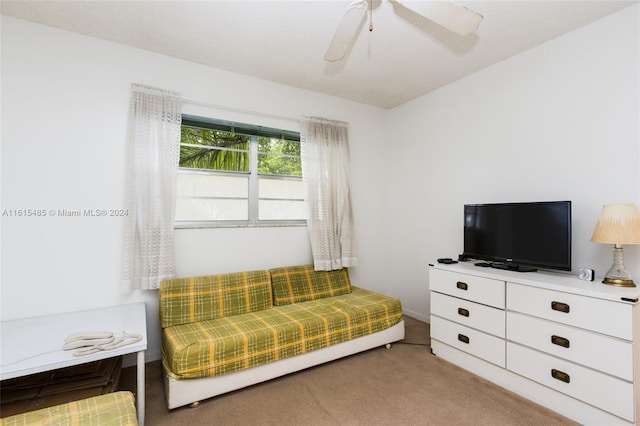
[463,201,572,272]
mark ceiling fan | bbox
[324,0,484,62]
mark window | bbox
[175,115,305,227]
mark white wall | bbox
[1,3,639,361]
[0,16,389,362]
[387,4,640,321]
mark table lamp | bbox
[590,203,640,287]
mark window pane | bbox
[178,173,248,197]
[177,115,303,226]
[257,154,302,176]
[180,127,249,172]
[259,200,306,221]
[176,197,248,221]
[257,137,301,176]
[258,178,303,200]
[257,137,300,155]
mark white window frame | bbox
[175,115,305,228]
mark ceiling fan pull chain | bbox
[369,0,373,32]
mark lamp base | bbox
[602,277,636,287]
[601,245,636,287]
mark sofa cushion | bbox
[162,287,403,380]
[159,270,272,328]
[269,265,352,306]
[0,391,138,426]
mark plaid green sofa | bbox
[0,391,138,426]
[159,265,404,409]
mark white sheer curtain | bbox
[122,84,182,291]
[301,116,357,271]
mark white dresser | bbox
[429,262,640,425]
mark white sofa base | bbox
[164,319,405,409]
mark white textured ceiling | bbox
[1,0,637,108]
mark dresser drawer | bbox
[431,292,505,338]
[430,269,504,309]
[430,315,505,367]
[507,283,632,340]
[507,312,633,380]
[507,342,634,422]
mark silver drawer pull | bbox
[551,335,570,348]
[551,369,571,383]
[456,281,468,291]
[458,308,470,317]
[551,301,570,313]
[458,334,470,344]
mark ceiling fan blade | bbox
[399,0,483,37]
[324,0,368,62]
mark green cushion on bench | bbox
[270,265,352,306]
[159,270,273,328]
[0,391,138,426]
[162,287,403,380]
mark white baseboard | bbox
[403,309,429,323]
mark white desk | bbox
[0,302,147,425]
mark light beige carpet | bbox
[119,316,578,425]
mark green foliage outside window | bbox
[180,126,301,177]
[180,127,250,172]
[257,137,301,176]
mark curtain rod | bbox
[181,96,300,123]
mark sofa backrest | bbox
[269,265,352,306]
[159,269,272,328]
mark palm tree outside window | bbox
[175,115,304,227]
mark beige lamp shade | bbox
[591,203,640,245]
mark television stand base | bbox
[491,262,537,273]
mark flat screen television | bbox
[463,201,572,272]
